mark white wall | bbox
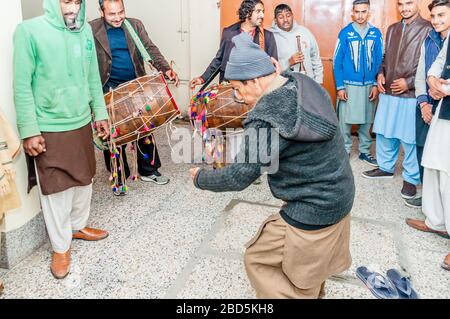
[190,0,221,79]
[21,0,43,20]
[0,1,41,232]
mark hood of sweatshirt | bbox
[270,21,302,36]
[44,0,86,32]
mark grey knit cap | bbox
[224,32,276,81]
[353,0,370,5]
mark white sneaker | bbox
[140,175,170,185]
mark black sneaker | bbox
[401,181,417,200]
[113,190,127,197]
[359,153,379,167]
[113,183,127,197]
[362,168,394,179]
[404,196,422,209]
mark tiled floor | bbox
[1,124,449,299]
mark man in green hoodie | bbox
[13,0,110,279]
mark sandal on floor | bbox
[386,269,419,299]
[356,266,399,299]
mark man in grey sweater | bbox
[190,33,355,299]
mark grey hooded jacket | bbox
[194,71,355,226]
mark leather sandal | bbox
[51,250,71,280]
[442,254,450,271]
[405,219,450,239]
[72,227,109,241]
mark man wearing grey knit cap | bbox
[190,33,355,299]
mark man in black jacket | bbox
[190,33,354,299]
[190,0,278,87]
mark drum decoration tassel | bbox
[189,83,254,168]
[130,141,139,182]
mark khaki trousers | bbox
[244,213,352,299]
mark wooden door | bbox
[220,0,432,105]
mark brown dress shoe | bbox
[406,219,450,239]
[51,250,71,280]
[0,279,4,296]
[72,227,109,241]
[442,254,450,271]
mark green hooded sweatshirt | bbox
[13,0,108,139]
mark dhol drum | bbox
[96,73,179,195]
[189,83,253,168]
[189,83,253,134]
[103,73,180,147]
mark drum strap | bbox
[123,19,153,65]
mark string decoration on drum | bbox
[99,73,180,194]
[189,82,254,168]
[92,19,181,195]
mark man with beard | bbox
[190,33,354,298]
[333,0,382,163]
[90,0,179,195]
[270,3,323,84]
[13,0,110,279]
[363,0,431,201]
[190,0,278,87]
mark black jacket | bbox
[201,22,278,83]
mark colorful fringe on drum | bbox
[190,86,225,167]
[98,73,179,195]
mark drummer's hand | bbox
[23,135,46,157]
[190,167,200,182]
[190,77,204,89]
[271,57,282,75]
[166,69,180,87]
[95,120,110,140]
